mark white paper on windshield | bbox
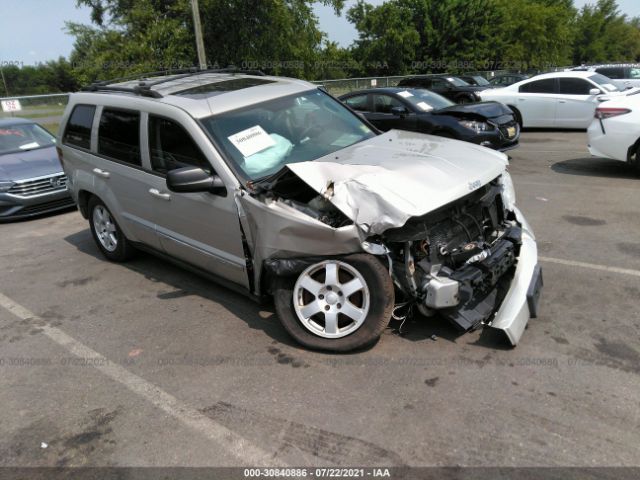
[397,90,413,98]
[19,142,39,150]
[416,102,433,112]
[602,83,617,92]
[446,77,455,82]
[228,125,276,157]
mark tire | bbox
[273,254,395,352]
[634,144,640,177]
[88,196,135,262]
[509,106,523,128]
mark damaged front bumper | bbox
[489,209,542,345]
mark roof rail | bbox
[82,66,266,98]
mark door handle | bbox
[518,98,525,101]
[149,188,171,201]
[93,168,110,179]
[558,100,566,103]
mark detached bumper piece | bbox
[439,227,521,332]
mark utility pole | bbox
[0,66,9,97]
[191,0,207,70]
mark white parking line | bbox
[539,256,640,278]
[0,292,278,466]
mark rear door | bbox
[556,77,599,128]
[143,114,249,288]
[516,78,558,127]
[92,107,162,249]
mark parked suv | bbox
[59,69,542,351]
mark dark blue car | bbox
[339,88,519,151]
[0,118,73,220]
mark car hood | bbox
[282,129,508,235]
[434,101,513,120]
[0,146,62,181]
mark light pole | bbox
[191,0,207,70]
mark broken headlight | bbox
[499,171,516,211]
[458,120,493,133]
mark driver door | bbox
[367,93,415,132]
[143,113,249,288]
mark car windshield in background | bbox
[446,77,470,86]
[202,90,376,180]
[0,123,56,155]
[589,73,623,92]
[469,76,491,86]
[400,89,455,111]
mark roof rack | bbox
[81,66,266,98]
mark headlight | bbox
[458,120,493,133]
[0,181,14,192]
[499,171,516,210]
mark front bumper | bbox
[489,226,541,345]
[0,189,75,221]
[464,123,520,152]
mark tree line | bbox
[2,0,640,96]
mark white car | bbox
[588,95,640,173]
[479,71,633,129]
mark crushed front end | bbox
[377,175,542,345]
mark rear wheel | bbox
[88,196,135,262]
[273,254,394,352]
[635,144,640,177]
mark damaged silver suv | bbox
[59,69,542,352]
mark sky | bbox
[1,0,640,65]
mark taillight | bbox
[595,107,631,119]
[56,146,64,168]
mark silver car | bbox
[0,118,73,220]
[59,70,542,352]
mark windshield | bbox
[589,73,623,92]
[201,90,376,180]
[446,77,470,87]
[0,122,56,155]
[469,76,490,86]
[399,89,455,112]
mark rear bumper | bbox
[0,189,75,221]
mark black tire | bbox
[634,144,640,177]
[88,196,135,262]
[509,106,523,128]
[273,254,395,352]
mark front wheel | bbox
[273,254,395,352]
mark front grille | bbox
[8,174,68,197]
[18,197,75,215]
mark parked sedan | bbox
[458,74,492,87]
[479,71,635,128]
[0,118,73,220]
[339,88,519,151]
[587,95,640,174]
[397,75,488,104]
[489,73,529,87]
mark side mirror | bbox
[589,88,602,95]
[390,106,407,116]
[166,166,226,195]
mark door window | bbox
[98,109,141,166]
[430,78,448,89]
[148,116,211,174]
[343,94,369,112]
[62,104,95,150]
[372,94,404,114]
[519,79,556,93]
[595,67,625,79]
[559,78,595,95]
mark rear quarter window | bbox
[62,104,96,149]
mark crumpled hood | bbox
[285,130,508,235]
[0,146,62,181]
[435,101,513,120]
